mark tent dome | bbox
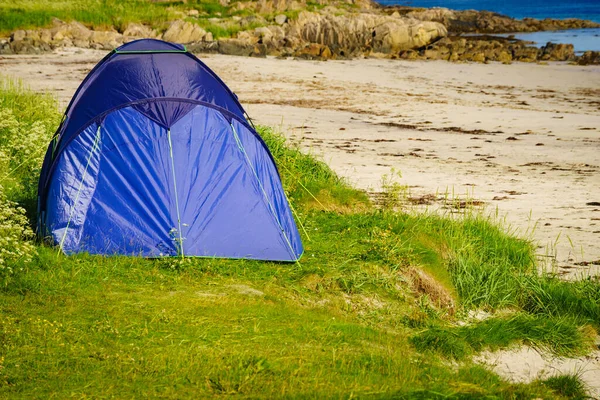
[37,39,303,261]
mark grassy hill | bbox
[1,76,600,398]
[0,0,333,38]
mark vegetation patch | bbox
[541,373,590,400]
[412,313,596,360]
[1,75,599,398]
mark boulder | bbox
[257,0,305,14]
[162,20,207,43]
[292,11,447,56]
[275,14,288,25]
[50,21,92,42]
[498,50,512,63]
[294,43,332,59]
[540,42,575,61]
[40,29,52,43]
[577,51,600,65]
[72,38,90,48]
[11,30,26,42]
[512,46,539,62]
[217,38,255,56]
[254,25,285,47]
[90,30,122,49]
[123,22,153,38]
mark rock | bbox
[398,35,549,63]
[236,30,258,45]
[512,46,539,62]
[498,50,512,63]
[52,31,65,41]
[295,43,332,59]
[40,29,52,43]
[255,25,285,47]
[257,0,303,14]
[399,49,419,59]
[25,30,40,41]
[187,9,199,17]
[162,20,207,43]
[186,40,219,53]
[51,17,65,27]
[275,14,288,25]
[50,21,92,42]
[91,30,119,44]
[123,22,153,38]
[540,42,575,61]
[11,30,26,42]
[217,38,255,56]
[292,11,447,57]
[403,6,600,34]
[69,21,93,41]
[577,51,600,65]
[251,43,268,57]
[72,39,90,48]
[469,51,486,63]
[405,7,457,25]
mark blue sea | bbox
[376,0,600,52]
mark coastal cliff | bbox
[1,0,599,64]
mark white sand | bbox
[476,346,600,397]
[1,47,599,276]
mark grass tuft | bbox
[412,313,596,360]
[542,373,590,399]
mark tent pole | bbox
[58,124,102,253]
[167,129,185,258]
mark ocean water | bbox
[497,29,600,54]
[376,0,600,22]
[376,0,600,52]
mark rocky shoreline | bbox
[1,0,599,64]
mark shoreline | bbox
[2,3,599,64]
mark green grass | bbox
[0,0,328,38]
[1,76,599,398]
[1,0,171,35]
[412,313,595,360]
[0,0,246,36]
[191,17,267,40]
[0,0,339,39]
[541,374,590,400]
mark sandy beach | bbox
[1,47,599,276]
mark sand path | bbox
[1,48,599,276]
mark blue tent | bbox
[37,39,303,262]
